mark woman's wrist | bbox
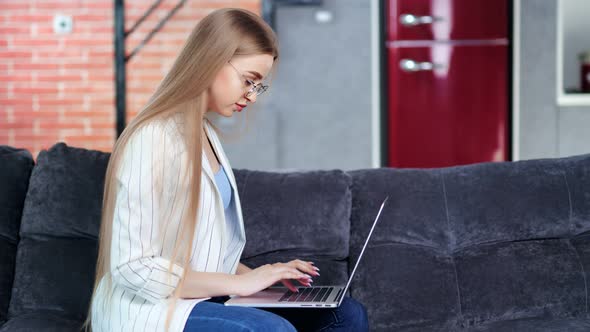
[230,274,245,297]
[236,262,252,275]
[177,270,243,298]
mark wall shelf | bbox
[557,93,590,107]
[556,0,590,106]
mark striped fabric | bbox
[90,115,246,332]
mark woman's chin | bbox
[205,106,237,118]
[211,108,235,118]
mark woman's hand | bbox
[279,260,320,293]
[235,260,319,297]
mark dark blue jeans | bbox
[183,296,369,331]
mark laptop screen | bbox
[338,196,389,305]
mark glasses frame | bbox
[228,61,269,97]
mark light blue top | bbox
[214,165,232,210]
[213,164,244,270]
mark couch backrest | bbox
[348,154,590,331]
[8,143,109,323]
[234,168,353,287]
[0,146,34,325]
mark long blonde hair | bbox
[83,8,278,332]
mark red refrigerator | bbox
[385,0,510,168]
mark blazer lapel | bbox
[203,120,237,193]
[201,138,215,184]
[203,119,245,239]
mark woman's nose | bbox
[245,93,256,103]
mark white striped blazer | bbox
[90,114,246,332]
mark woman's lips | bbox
[235,104,245,112]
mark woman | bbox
[84,8,369,332]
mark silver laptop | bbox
[225,196,389,308]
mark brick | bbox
[0,50,33,58]
[38,98,84,107]
[12,38,59,47]
[0,122,33,129]
[62,85,113,94]
[133,50,180,58]
[129,73,163,81]
[10,128,35,135]
[87,73,115,81]
[79,25,113,34]
[33,48,86,58]
[91,122,116,129]
[20,111,61,120]
[9,15,53,23]
[90,90,116,97]
[0,26,30,34]
[37,93,83,101]
[75,14,110,21]
[34,2,84,10]
[66,110,113,118]
[0,73,31,82]
[92,145,114,152]
[64,134,113,142]
[63,62,111,70]
[127,61,166,70]
[90,97,115,105]
[14,63,60,70]
[13,134,59,143]
[128,86,156,94]
[7,106,38,114]
[13,86,59,94]
[0,98,33,106]
[86,2,113,10]
[39,121,85,129]
[0,3,31,10]
[63,38,111,48]
[87,50,114,57]
[37,74,83,82]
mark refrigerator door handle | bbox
[399,59,444,72]
[399,14,442,26]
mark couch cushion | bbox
[348,153,590,331]
[445,156,589,328]
[465,317,590,331]
[0,312,83,332]
[8,143,109,322]
[454,239,585,327]
[0,146,34,325]
[234,169,352,286]
[348,168,460,331]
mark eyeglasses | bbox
[228,61,269,97]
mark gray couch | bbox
[1,142,590,331]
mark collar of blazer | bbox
[202,118,238,194]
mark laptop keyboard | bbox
[278,286,334,302]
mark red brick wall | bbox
[0,0,260,157]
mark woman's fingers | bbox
[278,266,309,280]
[281,279,298,292]
[272,260,319,285]
[289,259,320,277]
[297,277,312,287]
